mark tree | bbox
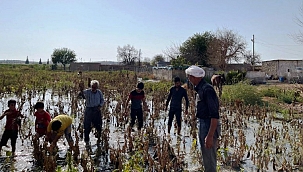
[39,58,42,64]
[243,51,261,66]
[151,54,165,66]
[142,57,151,66]
[51,48,76,70]
[117,44,138,65]
[25,56,29,64]
[293,4,303,43]
[47,59,49,64]
[207,28,246,70]
[163,43,181,61]
[179,32,214,66]
[171,56,187,68]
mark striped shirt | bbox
[83,89,104,108]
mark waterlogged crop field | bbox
[0,64,302,172]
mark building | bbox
[262,60,303,79]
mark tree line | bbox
[117,28,261,71]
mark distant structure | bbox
[39,58,42,64]
[262,59,303,79]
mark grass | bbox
[221,82,303,114]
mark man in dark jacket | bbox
[165,77,189,135]
[185,66,221,172]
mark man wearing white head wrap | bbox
[185,65,205,78]
[185,65,221,172]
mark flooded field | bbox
[0,88,302,172]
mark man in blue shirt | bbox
[80,80,104,147]
[185,66,221,172]
[165,77,189,135]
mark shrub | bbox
[260,88,299,104]
[221,83,263,106]
[225,70,246,85]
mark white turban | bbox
[185,65,205,77]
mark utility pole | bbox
[138,49,141,67]
[251,34,255,71]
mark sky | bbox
[1,0,303,63]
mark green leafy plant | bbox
[221,83,263,105]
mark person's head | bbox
[51,120,62,131]
[34,102,44,112]
[174,77,181,87]
[136,82,144,93]
[90,80,99,92]
[185,65,205,86]
[8,99,16,110]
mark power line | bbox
[255,38,303,47]
[255,41,303,54]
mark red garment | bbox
[4,109,22,130]
[34,110,51,135]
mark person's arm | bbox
[50,134,62,145]
[44,112,51,127]
[204,87,220,149]
[183,89,189,114]
[0,112,7,120]
[45,121,52,142]
[18,111,25,118]
[205,118,218,149]
[165,88,172,111]
[49,134,62,151]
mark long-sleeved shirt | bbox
[194,79,219,119]
[82,89,104,108]
[166,86,189,110]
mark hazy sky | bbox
[1,0,303,62]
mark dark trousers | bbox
[168,108,182,128]
[84,107,102,142]
[130,108,143,130]
[0,130,18,152]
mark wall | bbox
[153,69,173,80]
[262,60,303,78]
[70,63,152,72]
[152,67,215,81]
[225,64,253,71]
[70,62,101,71]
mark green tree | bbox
[51,48,77,70]
[151,54,165,66]
[170,56,187,69]
[180,32,214,66]
[25,56,29,64]
[117,44,138,65]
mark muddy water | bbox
[0,90,302,172]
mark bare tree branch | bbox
[163,42,181,61]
